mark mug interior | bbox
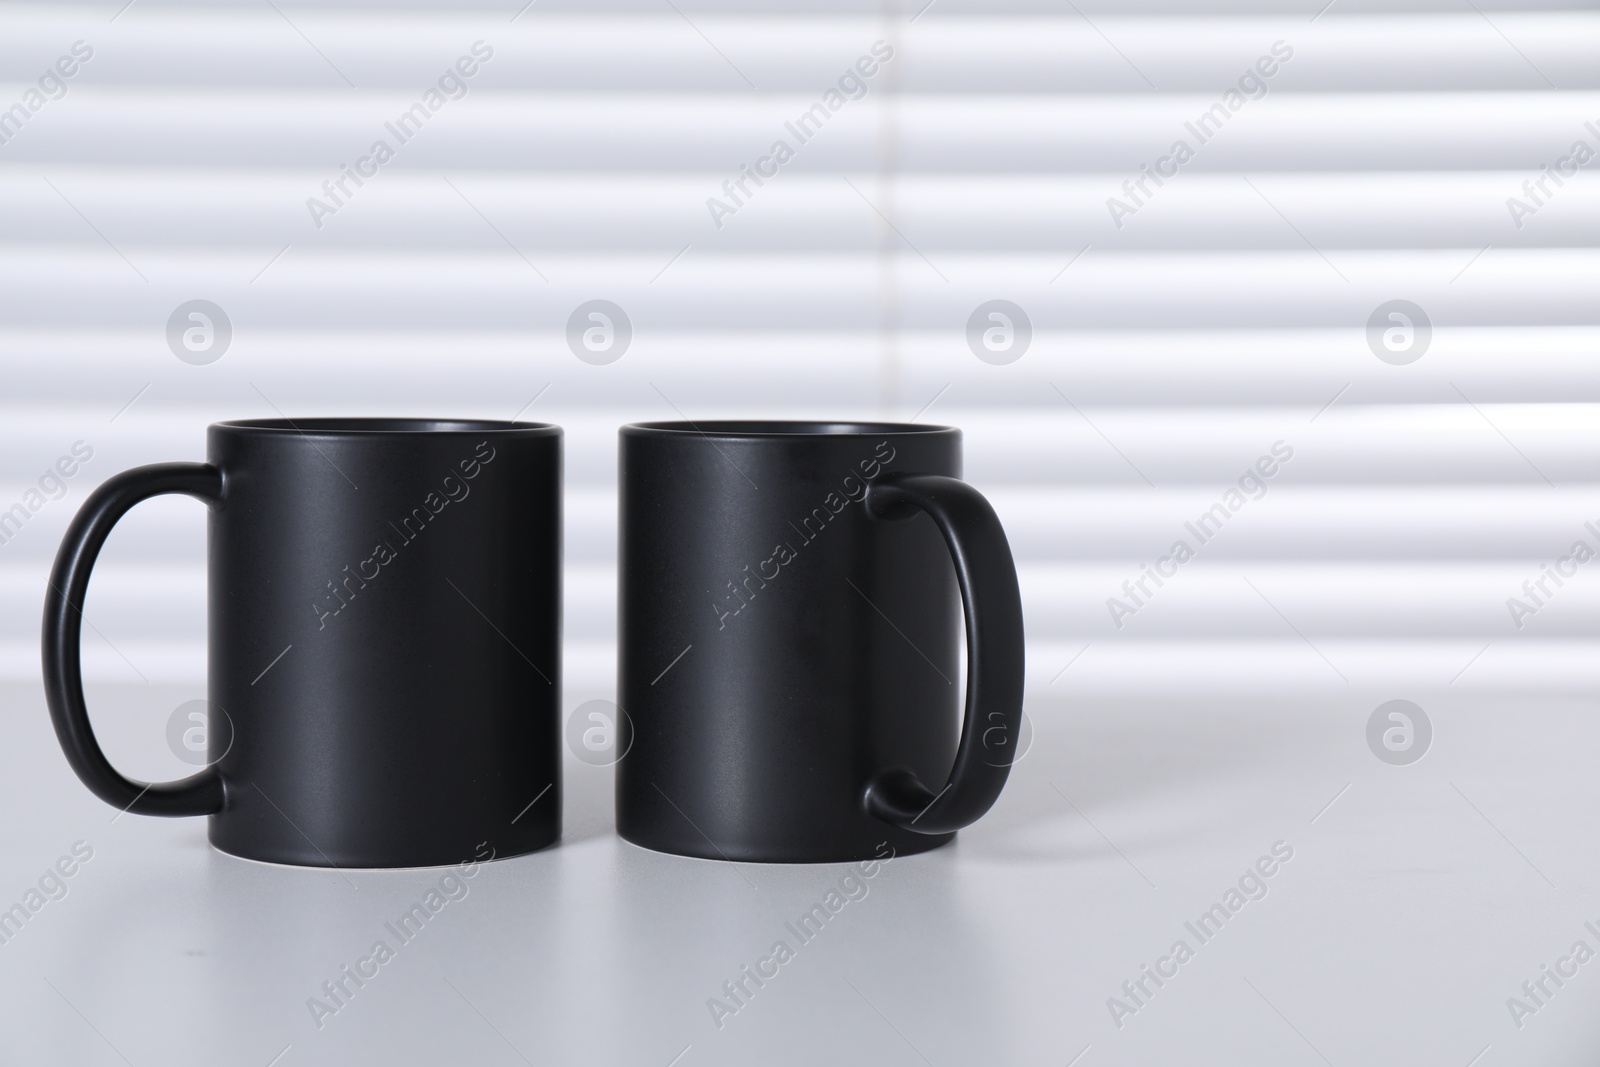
[625,420,955,436]
[217,418,555,434]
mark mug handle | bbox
[862,473,1025,835]
[42,463,226,817]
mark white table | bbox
[2,681,1595,1066]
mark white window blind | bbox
[1,0,1595,699]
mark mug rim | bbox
[214,418,560,437]
[623,420,957,439]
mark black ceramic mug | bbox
[42,418,561,868]
[616,421,1024,863]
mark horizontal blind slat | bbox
[0,249,1592,327]
[1,329,1594,405]
[3,14,1596,91]
[3,93,1596,170]
[0,170,1593,250]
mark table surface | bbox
[1,680,1596,1067]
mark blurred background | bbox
[1,0,1597,705]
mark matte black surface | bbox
[42,418,561,868]
[616,421,1024,863]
